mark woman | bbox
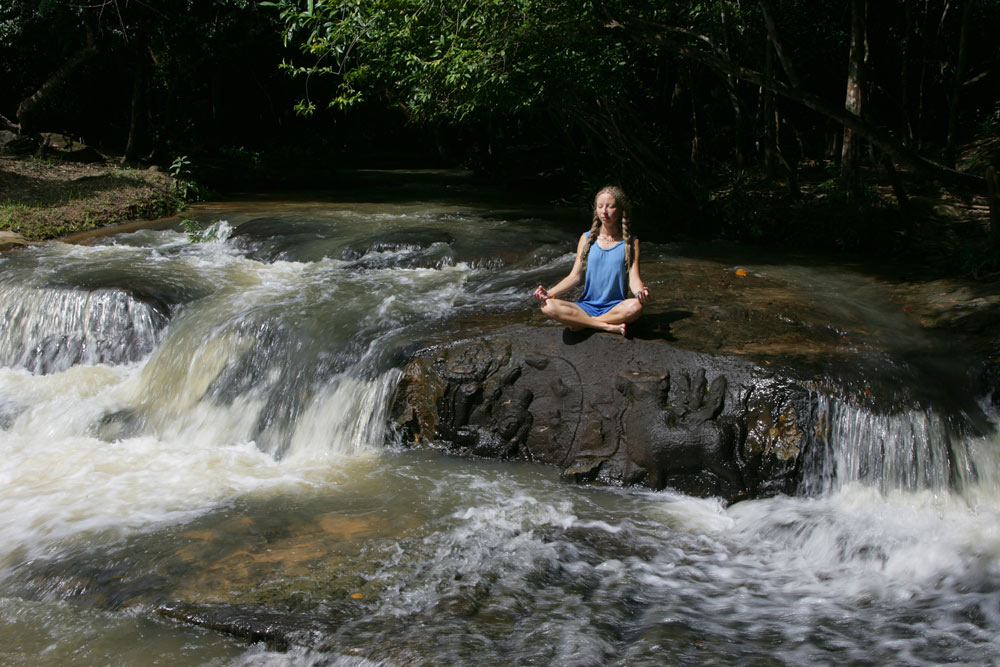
[533,186,650,335]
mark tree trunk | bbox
[763,36,779,177]
[900,0,914,144]
[917,0,950,149]
[687,66,702,173]
[718,4,749,166]
[16,44,99,136]
[124,34,150,164]
[944,0,972,167]
[841,0,868,177]
[781,115,802,197]
[758,0,801,87]
[883,154,913,222]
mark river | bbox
[1,181,998,665]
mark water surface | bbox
[1,186,998,665]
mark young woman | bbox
[532,186,650,335]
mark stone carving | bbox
[392,326,809,503]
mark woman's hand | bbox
[533,285,552,301]
[636,286,651,304]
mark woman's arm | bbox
[533,233,588,301]
[628,237,650,303]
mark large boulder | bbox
[391,326,814,503]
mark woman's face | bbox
[595,193,621,226]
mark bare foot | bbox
[612,323,626,336]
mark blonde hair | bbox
[580,185,633,274]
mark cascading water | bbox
[0,190,997,666]
[0,285,168,374]
[802,393,992,496]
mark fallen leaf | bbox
[735,268,748,277]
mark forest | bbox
[2,0,999,272]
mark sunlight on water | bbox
[0,195,998,665]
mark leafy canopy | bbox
[265,0,685,122]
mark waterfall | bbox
[803,393,996,496]
[0,285,168,375]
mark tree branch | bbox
[758,0,800,88]
[0,114,18,133]
[16,44,99,135]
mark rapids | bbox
[0,185,998,665]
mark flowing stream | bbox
[1,181,998,665]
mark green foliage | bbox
[265,0,676,122]
[168,155,192,179]
[168,155,200,203]
[179,217,220,243]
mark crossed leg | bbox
[539,298,642,335]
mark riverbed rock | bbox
[391,326,813,503]
[0,230,28,252]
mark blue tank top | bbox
[576,235,628,317]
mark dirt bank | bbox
[0,155,180,243]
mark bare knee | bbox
[623,299,643,321]
[540,299,558,318]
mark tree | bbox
[1,0,285,160]
[841,0,868,177]
[270,0,996,198]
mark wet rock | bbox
[0,230,28,252]
[341,227,456,269]
[391,326,813,503]
[158,603,334,651]
[361,227,454,254]
[229,216,334,263]
[93,408,144,442]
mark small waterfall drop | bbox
[803,393,998,498]
[0,285,168,374]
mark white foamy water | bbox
[0,196,998,665]
[0,219,475,573]
[0,358,394,569]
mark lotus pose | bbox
[533,185,650,335]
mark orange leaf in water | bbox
[735,268,748,277]
[350,593,364,599]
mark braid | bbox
[622,214,634,271]
[579,216,601,274]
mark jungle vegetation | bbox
[2,1,999,268]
